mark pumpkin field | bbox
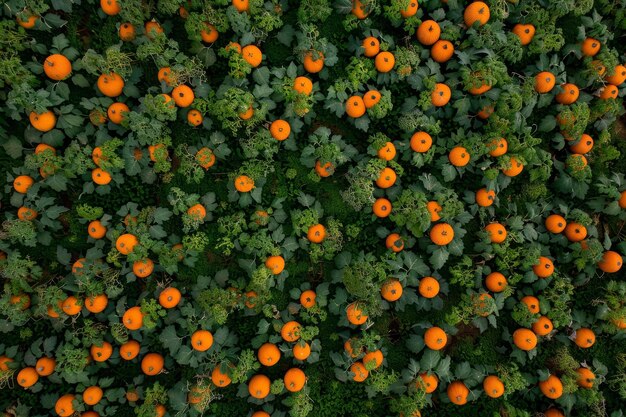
[2,0,626,416]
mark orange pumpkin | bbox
[375,51,395,73]
[373,198,392,218]
[447,381,469,405]
[555,83,580,105]
[307,224,326,243]
[449,146,470,167]
[116,233,138,255]
[378,141,396,160]
[400,0,418,17]
[512,24,535,45]
[234,175,254,192]
[464,1,490,27]
[248,374,271,399]
[281,321,301,342]
[376,167,397,189]
[346,302,368,325]
[85,294,108,314]
[346,96,366,118]
[475,188,496,207]
[350,361,369,382]
[545,214,567,233]
[122,306,143,330]
[300,290,316,309]
[17,15,38,29]
[380,278,403,302]
[431,83,451,107]
[90,341,113,362]
[533,256,554,278]
[431,40,454,63]
[97,73,124,97]
[485,272,507,292]
[483,375,504,398]
[17,367,39,388]
[55,394,76,417]
[487,138,507,157]
[564,222,587,242]
[258,342,281,366]
[534,72,556,93]
[100,0,120,15]
[576,368,595,388]
[363,90,381,108]
[512,328,537,351]
[539,375,563,399]
[242,45,263,67]
[417,20,440,46]
[362,37,380,57]
[581,38,601,57]
[141,353,164,376]
[427,201,442,222]
[265,255,285,275]
[532,316,554,336]
[270,119,291,141]
[430,223,454,245]
[88,220,107,239]
[284,368,306,392]
[187,109,203,126]
[303,51,324,73]
[410,131,433,153]
[172,85,194,107]
[386,233,404,252]
[598,250,623,273]
[424,327,447,350]
[605,65,626,86]
[418,373,438,393]
[132,259,154,278]
[159,287,182,309]
[119,22,136,41]
[30,111,56,132]
[419,276,440,298]
[43,54,72,81]
[574,327,596,348]
[521,295,540,314]
[485,223,507,243]
[107,102,129,124]
[502,157,524,177]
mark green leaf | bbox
[72,74,90,88]
[429,247,449,270]
[159,325,181,355]
[253,84,274,99]
[153,207,172,223]
[434,355,451,376]
[46,206,68,219]
[420,350,440,370]
[56,83,70,100]
[56,246,71,265]
[442,164,456,182]
[149,225,168,239]
[276,24,295,46]
[406,334,424,354]
[252,67,271,85]
[455,361,472,379]
[51,34,70,51]
[2,137,23,158]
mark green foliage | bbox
[140,298,166,329]
[81,46,133,77]
[298,0,332,23]
[389,388,427,417]
[198,286,242,324]
[389,188,430,237]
